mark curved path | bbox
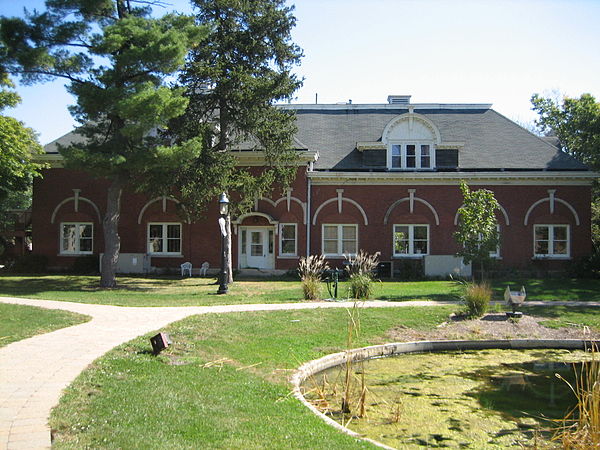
[0,296,449,449]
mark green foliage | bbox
[348,273,375,299]
[168,0,304,218]
[461,281,492,318]
[532,93,600,246]
[10,253,48,273]
[70,255,99,274]
[454,181,500,278]
[532,93,600,170]
[1,1,206,287]
[0,73,43,205]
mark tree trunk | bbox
[100,176,124,288]
[225,215,233,284]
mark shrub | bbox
[71,255,99,274]
[462,281,491,318]
[11,253,48,273]
[349,273,374,299]
[345,250,379,299]
[298,255,329,300]
[569,245,600,279]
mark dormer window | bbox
[391,143,434,169]
[382,112,442,171]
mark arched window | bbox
[382,113,441,170]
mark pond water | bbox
[303,349,589,449]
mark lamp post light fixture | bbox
[217,192,230,294]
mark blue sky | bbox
[4,0,600,144]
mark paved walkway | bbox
[0,296,446,449]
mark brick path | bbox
[0,296,445,449]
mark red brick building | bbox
[35,96,597,276]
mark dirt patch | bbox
[387,313,600,342]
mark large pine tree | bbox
[168,0,304,282]
[1,0,205,287]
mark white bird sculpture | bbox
[505,285,526,314]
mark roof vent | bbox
[387,95,411,105]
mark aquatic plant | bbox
[554,344,600,448]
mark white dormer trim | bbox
[382,113,441,170]
[382,112,442,144]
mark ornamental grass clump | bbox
[345,250,380,299]
[554,345,600,448]
[462,281,492,318]
[298,255,329,300]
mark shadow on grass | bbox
[376,293,460,302]
[492,278,600,302]
[0,274,215,296]
[523,305,600,320]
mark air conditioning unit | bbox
[99,253,150,274]
[424,255,471,278]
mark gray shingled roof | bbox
[292,106,588,171]
[44,105,589,172]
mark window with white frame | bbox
[393,224,429,256]
[534,224,569,258]
[489,225,501,258]
[279,223,297,256]
[390,143,434,169]
[322,224,357,256]
[60,222,93,254]
[148,223,182,255]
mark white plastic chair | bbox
[200,261,209,277]
[181,261,192,277]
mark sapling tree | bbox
[454,181,500,281]
[0,1,205,287]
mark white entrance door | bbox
[247,229,268,268]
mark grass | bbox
[4,274,599,307]
[491,278,600,302]
[525,305,600,331]
[0,303,90,347]
[0,274,463,306]
[49,306,455,449]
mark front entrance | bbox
[239,227,274,269]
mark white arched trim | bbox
[137,197,188,224]
[524,197,580,226]
[50,197,101,224]
[312,197,369,226]
[259,196,307,224]
[454,203,510,226]
[381,112,442,144]
[232,212,279,235]
[383,197,440,226]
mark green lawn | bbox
[1,274,598,307]
[0,274,462,306]
[0,303,90,347]
[524,304,600,330]
[50,306,455,449]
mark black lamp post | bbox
[217,192,229,294]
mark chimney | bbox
[387,95,411,105]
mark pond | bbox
[303,349,589,449]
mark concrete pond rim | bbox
[291,339,600,450]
